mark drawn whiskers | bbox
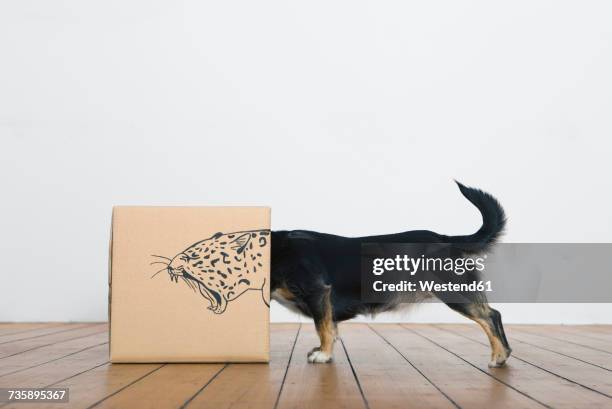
[151,254,172,262]
[150,266,168,279]
[149,254,197,293]
[150,254,171,279]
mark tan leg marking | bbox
[318,286,334,355]
[308,286,335,363]
[458,304,509,368]
[474,317,508,367]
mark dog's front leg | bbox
[307,284,335,363]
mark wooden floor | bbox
[0,323,610,409]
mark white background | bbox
[1,1,611,323]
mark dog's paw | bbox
[307,347,320,357]
[307,348,332,363]
[488,346,512,368]
[488,353,509,368]
[488,359,506,368]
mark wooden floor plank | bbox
[416,324,612,409]
[374,324,545,409]
[579,325,612,334]
[0,331,108,377]
[0,323,63,337]
[275,324,367,409]
[0,324,107,359]
[0,323,610,409]
[555,325,612,338]
[445,324,612,397]
[0,324,94,345]
[184,323,300,409]
[89,364,225,409]
[512,325,612,353]
[0,343,108,389]
[2,363,162,409]
[340,324,456,409]
[505,326,612,370]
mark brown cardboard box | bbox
[109,207,270,363]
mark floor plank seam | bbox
[339,336,370,409]
[0,361,112,409]
[0,324,100,346]
[0,330,109,361]
[273,323,301,409]
[513,328,612,355]
[406,325,553,409]
[506,336,611,371]
[180,363,228,409]
[367,324,463,409]
[47,361,111,389]
[434,325,612,400]
[0,324,65,338]
[0,341,109,379]
[550,330,612,343]
[86,364,165,409]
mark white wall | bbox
[1,1,611,323]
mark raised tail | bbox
[453,181,506,254]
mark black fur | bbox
[270,182,511,363]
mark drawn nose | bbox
[167,259,185,276]
[166,266,180,283]
[169,253,189,272]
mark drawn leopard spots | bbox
[155,229,270,314]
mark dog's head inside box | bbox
[109,207,271,362]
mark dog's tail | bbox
[452,181,506,254]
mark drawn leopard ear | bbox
[230,233,252,254]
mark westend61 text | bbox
[373,280,493,293]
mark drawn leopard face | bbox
[155,230,270,314]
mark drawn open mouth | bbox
[182,271,222,310]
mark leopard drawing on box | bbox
[151,230,270,314]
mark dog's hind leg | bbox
[306,284,335,363]
[445,301,512,367]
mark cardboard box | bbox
[109,207,271,363]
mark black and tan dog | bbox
[270,181,511,367]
